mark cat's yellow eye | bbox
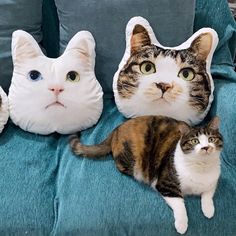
[190,138,199,145]
[178,68,195,81]
[66,71,80,82]
[140,61,156,75]
[209,137,217,143]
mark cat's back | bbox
[111,115,181,180]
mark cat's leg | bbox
[201,186,217,218]
[163,197,188,234]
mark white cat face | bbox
[9,30,103,135]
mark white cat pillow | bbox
[0,87,9,133]
[9,30,103,135]
[113,17,218,125]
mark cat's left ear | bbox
[178,122,190,135]
[189,32,213,61]
[64,31,95,64]
[208,116,220,130]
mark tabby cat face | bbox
[179,117,223,157]
[117,24,215,124]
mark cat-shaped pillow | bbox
[9,30,103,135]
[0,87,9,133]
[113,17,218,125]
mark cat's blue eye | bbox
[28,70,43,81]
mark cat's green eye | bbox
[209,137,217,143]
[190,138,199,145]
[140,61,156,75]
[66,71,80,82]
[178,68,195,81]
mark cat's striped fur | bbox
[70,116,223,234]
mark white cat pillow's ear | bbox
[64,31,96,67]
[11,30,43,65]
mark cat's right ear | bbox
[64,31,95,64]
[12,30,43,64]
[131,24,151,54]
[178,122,190,135]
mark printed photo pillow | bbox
[9,30,103,135]
[0,87,9,133]
[113,17,218,125]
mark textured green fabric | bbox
[0,121,58,235]
[0,0,43,92]
[55,0,196,97]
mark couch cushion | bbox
[0,122,58,234]
[55,0,195,97]
[0,0,43,92]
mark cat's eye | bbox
[178,68,195,81]
[28,70,43,81]
[66,71,80,82]
[140,61,156,75]
[190,138,199,145]
[209,137,217,143]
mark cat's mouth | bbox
[45,101,66,109]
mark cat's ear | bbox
[131,24,151,54]
[64,31,95,63]
[189,32,213,61]
[178,122,190,135]
[208,116,220,130]
[12,30,43,64]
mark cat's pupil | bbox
[68,71,76,81]
[182,70,189,78]
[145,64,152,72]
[29,70,41,80]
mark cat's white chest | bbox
[177,166,220,195]
[174,145,220,195]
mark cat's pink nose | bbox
[48,86,64,96]
[201,146,209,151]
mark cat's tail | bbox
[69,133,112,159]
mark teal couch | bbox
[0,0,236,235]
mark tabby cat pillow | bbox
[113,17,218,125]
[9,30,103,135]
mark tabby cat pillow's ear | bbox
[131,24,151,54]
[64,31,95,66]
[12,30,43,64]
[189,32,213,61]
[208,116,220,130]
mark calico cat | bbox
[115,22,215,125]
[70,116,223,234]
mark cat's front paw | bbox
[175,219,188,234]
[201,198,215,218]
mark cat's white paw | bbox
[201,198,215,218]
[175,219,188,234]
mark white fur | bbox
[9,30,103,135]
[164,197,188,234]
[113,16,218,125]
[174,139,220,196]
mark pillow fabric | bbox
[0,0,43,92]
[113,17,218,125]
[54,0,196,97]
[0,87,9,132]
[9,30,103,135]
